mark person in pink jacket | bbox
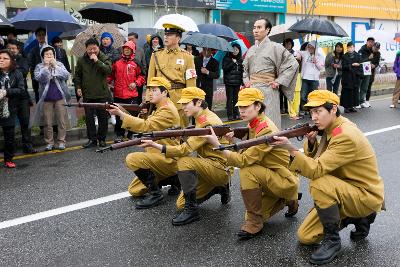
[108,41,145,143]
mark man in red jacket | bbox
[108,41,146,143]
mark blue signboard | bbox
[216,0,286,13]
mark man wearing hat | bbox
[272,90,385,265]
[205,88,300,240]
[141,87,231,225]
[147,23,197,128]
[107,77,181,209]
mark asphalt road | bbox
[0,96,399,266]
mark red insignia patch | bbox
[198,115,207,124]
[332,127,342,137]
[255,121,268,134]
[248,118,260,129]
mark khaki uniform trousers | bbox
[126,152,178,197]
[240,164,299,221]
[298,174,379,245]
[176,157,229,210]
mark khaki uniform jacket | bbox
[164,108,229,166]
[290,116,384,209]
[147,48,197,109]
[121,99,180,153]
[227,114,295,179]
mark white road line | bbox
[1,124,400,231]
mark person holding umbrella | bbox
[295,41,324,114]
[147,23,197,128]
[243,18,299,129]
[28,27,47,104]
[194,47,219,110]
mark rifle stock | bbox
[213,123,318,151]
[96,125,249,152]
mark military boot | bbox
[167,175,181,196]
[172,190,199,226]
[285,192,302,217]
[134,169,164,209]
[172,170,199,226]
[350,212,377,241]
[197,183,231,205]
[237,188,263,240]
[310,205,341,265]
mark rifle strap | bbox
[314,133,328,159]
[153,52,177,84]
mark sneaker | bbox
[365,101,371,107]
[45,144,54,151]
[390,104,395,108]
[114,137,123,143]
[355,105,362,109]
[5,161,16,168]
[57,144,66,150]
[360,102,368,108]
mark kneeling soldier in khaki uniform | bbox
[142,87,231,225]
[205,88,300,240]
[273,90,385,265]
[107,77,181,209]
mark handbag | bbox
[0,97,9,119]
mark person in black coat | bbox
[222,43,243,120]
[194,47,220,109]
[7,40,37,154]
[341,42,363,113]
[51,37,71,73]
[0,49,26,168]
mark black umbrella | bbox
[79,2,133,24]
[288,18,348,37]
[59,25,87,40]
[0,14,29,36]
[181,33,234,52]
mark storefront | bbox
[213,0,286,42]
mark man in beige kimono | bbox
[243,18,299,128]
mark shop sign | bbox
[216,0,286,13]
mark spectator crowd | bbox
[0,24,399,168]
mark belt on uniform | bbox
[170,83,185,90]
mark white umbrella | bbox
[153,14,199,32]
[269,23,299,43]
[362,29,395,44]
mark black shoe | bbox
[98,140,107,147]
[134,169,164,209]
[220,183,231,205]
[237,229,262,240]
[135,190,164,209]
[23,145,38,154]
[82,140,97,148]
[285,193,302,217]
[310,223,341,265]
[350,212,377,241]
[349,108,358,113]
[172,190,199,226]
[344,108,351,113]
